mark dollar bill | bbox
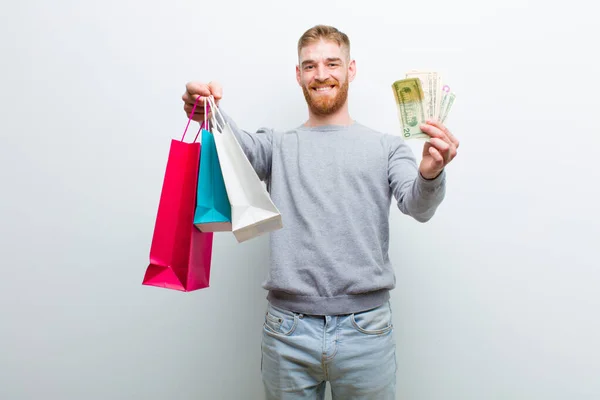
[392,72,456,139]
[391,78,429,140]
[439,92,456,124]
[405,70,443,120]
[438,87,450,122]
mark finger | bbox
[182,83,212,107]
[428,146,445,165]
[447,129,459,149]
[423,125,458,162]
[185,82,212,98]
[183,97,212,117]
[428,137,450,153]
[182,94,209,110]
[426,119,459,148]
[182,90,202,106]
[208,81,223,102]
[183,103,205,115]
[183,103,208,121]
[420,123,450,144]
[428,137,453,162]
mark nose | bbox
[314,63,330,81]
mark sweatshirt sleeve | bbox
[214,107,274,182]
[387,135,446,222]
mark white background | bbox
[1,0,598,399]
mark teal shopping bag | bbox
[193,127,232,232]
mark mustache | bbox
[309,79,338,88]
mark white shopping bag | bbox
[207,96,283,243]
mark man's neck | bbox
[303,105,353,127]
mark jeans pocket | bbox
[350,301,393,335]
[263,303,299,336]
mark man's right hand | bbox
[182,81,223,123]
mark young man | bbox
[182,25,458,400]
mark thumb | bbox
[208,81,223,103]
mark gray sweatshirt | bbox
[218,109,446,315]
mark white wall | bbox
[1,0,598,399]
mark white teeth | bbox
[315,87,333,92]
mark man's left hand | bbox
[418,119,459,180]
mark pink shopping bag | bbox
[143,96,213,291]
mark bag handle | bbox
[206,95,225,133]
[182,94,215,142]
[191,97,211,142]
[181,95,202,142]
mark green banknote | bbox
[405,70,442,120]
[392,78,429,140]
[392,72,456,139]
[439,91,456,124]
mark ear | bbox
[347,59,357,83]
[296,64,302,86]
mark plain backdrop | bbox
[1,0,599,399]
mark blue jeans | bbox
[260,301,397,399]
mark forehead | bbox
[299,39,345,63]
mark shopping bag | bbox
[206,96,283,243]
[193,99,232,232]
[143,96,214,291]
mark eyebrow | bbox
[301,57,343,67]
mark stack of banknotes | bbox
[392,71,456,139]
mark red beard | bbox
[302,77,349,116]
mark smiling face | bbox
[296,39,356,116]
